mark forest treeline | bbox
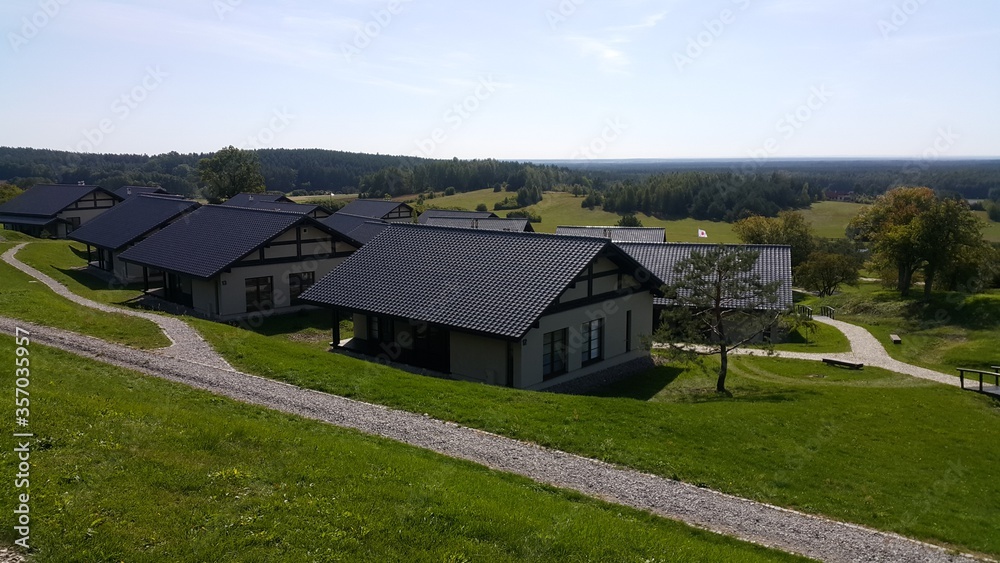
[1,147,997,222]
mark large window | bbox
[245,276,273,312]
[543,329,568,380]
[288,271,315,304]
[581,318,604,365]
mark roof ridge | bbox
[206,203,312,217]
[390,222,609,242]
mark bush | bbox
[616,213,643,227]
[444,187,456,196]
[987,202,1000,222]
[494,197,520,211]
[506,210,542,223]
[476,203,488,212]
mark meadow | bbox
[0,337,802,562]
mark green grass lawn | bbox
[754,321,851,354]
[186,317,1000,557]
[0,337,803,562]
[15,241,149,307]
[803,282,1000,375]
[974,210,1000,243]
[797,201,868,239]
[0,242,168,349]
[410,189,739,242]
[0,228,36,242]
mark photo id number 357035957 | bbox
[13,326,33,549]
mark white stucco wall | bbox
[519,290,654,390]
[215,255,346,317]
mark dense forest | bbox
[2,147,997,222]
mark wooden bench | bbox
[822,358,864,370]
[889,334,901,344]
[957,367,1000,393]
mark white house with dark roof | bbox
[69,194,200,283]
[338,199,414,223]
[556,226,666,243]
[0,184,122,238]
[423,217,534,232]
[418,209,498,224]
[301,224,664,390]
[118,205,358,319]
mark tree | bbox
[849,187,985,298]
[616,213,643,227]
[655,245,784,394]
[198,146,265,202]
[733,211,815,267]
[476,203,488,212]
[0,184,23,205]
[795,252,861,296]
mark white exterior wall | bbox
[519,291,654,390]
[192,279,219,314]
[215,255,346,317]
[450,332,508,385]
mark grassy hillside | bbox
[0,337,803,562]
[0,242,167,348]
[187,315,1000,557]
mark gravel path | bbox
[0,316,986,563]
[2,243,231,370]
[721,317,967,389]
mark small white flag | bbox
[698,229,708,238]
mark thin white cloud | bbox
[566,36,630,73]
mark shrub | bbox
[444,187,456,196]
[476,203,488,212]
[506,210,542,223]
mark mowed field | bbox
[409,190,1000,243]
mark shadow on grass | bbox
[590,365,684,401]
[69,245,90,261]
[244,309,334,337]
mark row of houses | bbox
[0,185,792,391]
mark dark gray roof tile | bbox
[301,225,637,339]
[0,184,121,217]
[556,226,665,243]
[616,242,793,310]
[69,195,199,250]
[118,205,342,279]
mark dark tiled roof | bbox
[418,209,498,223]
[224,200,323,215]
[556,226,665,243]
[0,184,121,217]
[616,242,793,310]
[424,217,534,232]
[118,205,338,279]
[301,225,651,339]
[320,213,389,245]
[221,193,294,206]
[0,214,59,226]
[115,186,167,198]
[69,195,200,250]
[338,199,412,219]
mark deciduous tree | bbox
[733,211,815,267]
[197,146,266,202]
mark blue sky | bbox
[1,0,998,160]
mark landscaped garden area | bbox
[5,237,1000,558]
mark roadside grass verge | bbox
[804,282,1000,374]
[187,317,1000,557]
[0,243,167,348]
[0,337,803,562]
[749,321,851,354]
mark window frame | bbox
[581,318,604,366]
[543,328,568,380]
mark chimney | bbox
[126,187,132,195]
[248,194,254,201]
